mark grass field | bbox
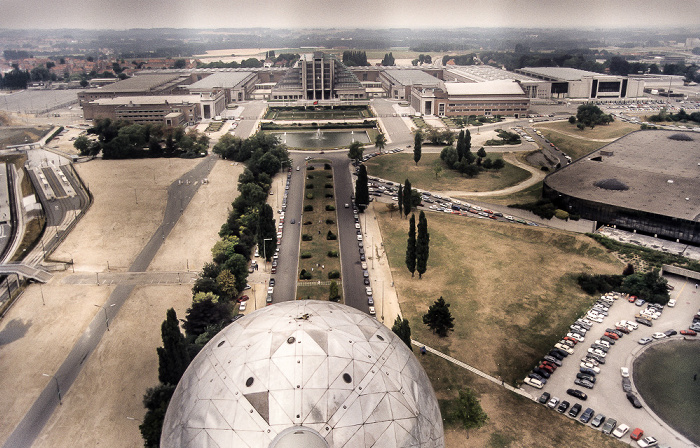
[534,120,640,160]
[297,164,342,301]
[376,207,625,446]
[365,153,531,193]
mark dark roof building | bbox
[544,130,700,244]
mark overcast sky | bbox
[1,0,699,30]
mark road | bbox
[520,274,699,447]
[2,154,217,448]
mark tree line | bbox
[139,132,288,447]
[342,51,369,66]
[440,129,504,177]
[76,119,209,159]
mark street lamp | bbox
[263,238,272,272]
[43,373,61,405]
[95,303,116,331]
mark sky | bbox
[1,0,699,30]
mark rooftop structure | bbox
[442,80,527,96]
[515,67,645,100]
[445,66,538,83]
[161,300,444,448]
[544,130,700,244]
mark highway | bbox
[2,154,217,448]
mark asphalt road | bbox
[2,154,217,448]
[520,274,700,447]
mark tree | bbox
[215,269,238,301]
[386,203,398,217]
[397,184,403,217]
[464,129,471,154]
[348,141,363,162]
[405,214,416,277]
[449,388,488,438]
[375,133,386,153]
[156,309,190,386]
[622,263,635,276]
[456,130,465,161]
[440,146,458,169]
[257,204,276,261]
[329,280,340,301]
[476,147,487,158]
[422,296,454,336]
[402,179,412,218]
[416,211,430,278]
[381,52,395,66]
[355,164,369,209]
[391,316,412,350]
[568,115,576,124]
[73,135,91,156]
[432,160,443,179]
[182,299,232,338]
[140,384,175,448]
[413,132,423,165]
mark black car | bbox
[606,328,624,337]
[586,354,606,365]
[548,350,564,361]
[601,335,616,344]
[622,377,632,392]
[567,388,588,400]
[553,348,569,358]
[529,373,547,384]
[664,329,677,337]
[574,378,594,389]
[364,278,370,285]
[543,355,562,366]
[533,368,550,379]
[590,344,609,353]
[636,317,653,327]
[568,403,582,418]
[626,392,642,408]
[269,278,275,287]
[538,392,551,404]
[579,407,594,423]
[557,400,570,413]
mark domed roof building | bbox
[161,300,444,448]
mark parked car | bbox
[557,400,570,413]
[566,388,588,400]
[680,329,697,336]
[547,396,559,409]
[635,298,646,306]
[637,436,658,447]
[580,367,598,377]
[574,378,594,389]
[652,332,666,339]
[612,423,630,438]
[533,368,550,379]
[576,372,596,383]
[663,329,677,337]
[579,407,594,424]
[568,403,582,418]
[591,413,606,427]
[627,392,643,408]
[630,428,644,441]
[601,418,617,435]
[580,363,600,374]
[622,377,632,393]
[555,343,574,354]
[538,392,551,404]
[523,377,543,389]
[621,367,630,378]
[636,317,653,327]
[668,299,676,307]
[544,355,563,366]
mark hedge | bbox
[328,270,340,279]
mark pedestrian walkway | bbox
[61,271,197,286]
[411,339,534,401]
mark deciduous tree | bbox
[448,388,488,438]
[375,133,386,153]
[348,141,363,162]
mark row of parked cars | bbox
[349,202,376,317]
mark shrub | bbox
[325,183,333,188]
[307,166,315,170]
[554,209,569,220]
[325,193,333,198]
[327,250,339,257]
[303,220,312,225]
[304,205,313,211]
[325,205,336,211]
[326,230,337,240]
[306,183,314,189]
[300,252,312,259]
[324,163,331,170]
[306,192,314,199]
[325,218,335,224]
[299,269,312,280]
[326,174,332,178]
[328,270,340,279]
[307,174,314,179]
[540,166,549,171]
[302,234,313,241]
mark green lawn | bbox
[365,153,531,193]
[296,164,342,301]
[375,205,626,447]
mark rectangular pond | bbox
[270,130,370,149]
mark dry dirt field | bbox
[376,208,626,447]
[0,157,242,447]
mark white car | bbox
[637,436,658,447]
[567,333,585,342]
[357,234,363,241]
[586,314,604,323]
[667,299,676,307]
[580,362,601,374]
[268,286,274,294]
[361,262,367,270]
[621,367,629,378]
[612,424,630,438]
[652,332,666,339]
[368,306,376,316]
[239,301,247,312]
[624,320,638,330]
[555,343,574,354]
[594,340,610,348]
[588,348,606,358]
[365,287,373,296]
[523,377,543,389]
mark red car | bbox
[542,361,558,371]
[604,332,620,340]
[538,363,555,373]
[237,295,250,303]
[615,325,630,334]
[628,295,637,303]
[680,329,697,336]
[630,428,644,441]
[563,336,578,344]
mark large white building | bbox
[161,300,444,448]
[514,67,645,101]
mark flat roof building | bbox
[544,130,700,244]
[77,73,194,107]
[82,94,216,126]
[515,67,645,101]
[185,71,258,104]
[445,66,550,100]
[380,69,442,100]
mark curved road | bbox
[2,154,218,448]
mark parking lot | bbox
[522,274,700,447]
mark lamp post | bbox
[43,373,61,405]
[95,303,116,331]
[263,238,272,272]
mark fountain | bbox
[269,130,370,148]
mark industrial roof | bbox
[443,80,526,96]
[92,95,203,106]
[383,69,442,87]
[447,66,540,83]
[187,71,256,90]
[518,67,613,81]
[84,73,183,93]
[545,130,700,222]
[161,300,444,448]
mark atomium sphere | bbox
[161,300,444,447]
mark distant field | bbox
[365,153,530,194]
[376,206,625,446]
[535,120,639,160]
[0,126,51,147]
